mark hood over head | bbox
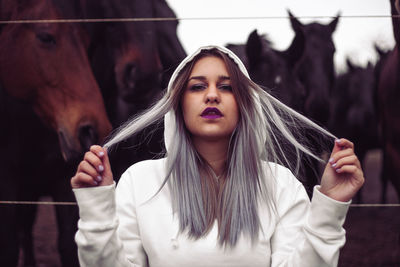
[164,45,255,151]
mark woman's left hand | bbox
[320,138,365,202]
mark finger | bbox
[335,165,358,174]
[329,148,354,164]
[330,139,343,155]
[89,145,110,174]
[71,172,99,188]
[335,138,354,150]
[331,155,360,170]
[83,152,104,173]
[77,161,103,182]
[328,138,353,159]
[101,148,113,179]
[330,148,354,160]
[90,145,105,158]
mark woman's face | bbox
[181,56,239,142]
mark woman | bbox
[71,46,364,267]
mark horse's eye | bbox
[36,32,56,45]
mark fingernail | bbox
[98,151,104,157]
[98,165,104,172]
[96,175,102,182]
[332,163,337,168]
[329,157,334,163]
[335,139,341,144]
[93,180,98,185]
[336,168,341,173]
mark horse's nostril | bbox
[123,63,137,90]
[78,124,98,151]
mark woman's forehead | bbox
[189,56,229,78]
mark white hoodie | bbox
[73,45,350,267]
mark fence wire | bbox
[0,13,398,209]
[0,14,398,25]
[1,200,399,207]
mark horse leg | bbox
[0,193,19,267]
[353,150,367,204]
[52,172,79,267]
[386,144,400,203]
[17,201,38,267]
[0,164,19,267]
[0,205,19,267]
[54,203,79,267]
[380,154,389,204]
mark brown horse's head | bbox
[81,0,163,124]
[81,0,187,126]
[0,0,112,162]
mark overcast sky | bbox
[166,0,394,73]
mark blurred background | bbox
[168,0,394,72]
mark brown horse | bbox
[80,0,186,179]
[0,0,112,265]
[0,0,112,161]
[80,0,185,126]
[376,0,400,203]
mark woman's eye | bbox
[219,84,232,91]
[189,84,206,91]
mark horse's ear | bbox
[245,29,262,68]
[288,9,302,33]
[346,58,355,71]
[328,12,341,33]
[285,22,305,67]
[374,43,386,58]
[152,0,186,88]
[390,0,400,46]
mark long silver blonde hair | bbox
[104,47,336,247]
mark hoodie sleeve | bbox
[270,170,350,267]
[73,171,148,267]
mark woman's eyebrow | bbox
[188,76,206,82]
[188,75,230,81]
[218,75,230,81]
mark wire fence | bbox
[0,13,398,209]
[0,14,398,25]
[1,200,399,207]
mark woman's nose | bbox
[205,84,220,104]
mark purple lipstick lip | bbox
[201,107,223,119]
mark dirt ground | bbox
[18,150,400,267]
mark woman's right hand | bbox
[71,145,114,188]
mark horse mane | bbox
[390,0,400,46]
[0,0,82,21]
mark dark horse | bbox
[288,10,340,194]
[226,28,330,194]
[79,0,187,180]
[329,59,380,202]
[375,0,400,203]
[227,29,306,113]
[288,10,339,126]
[0,0,112,266]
